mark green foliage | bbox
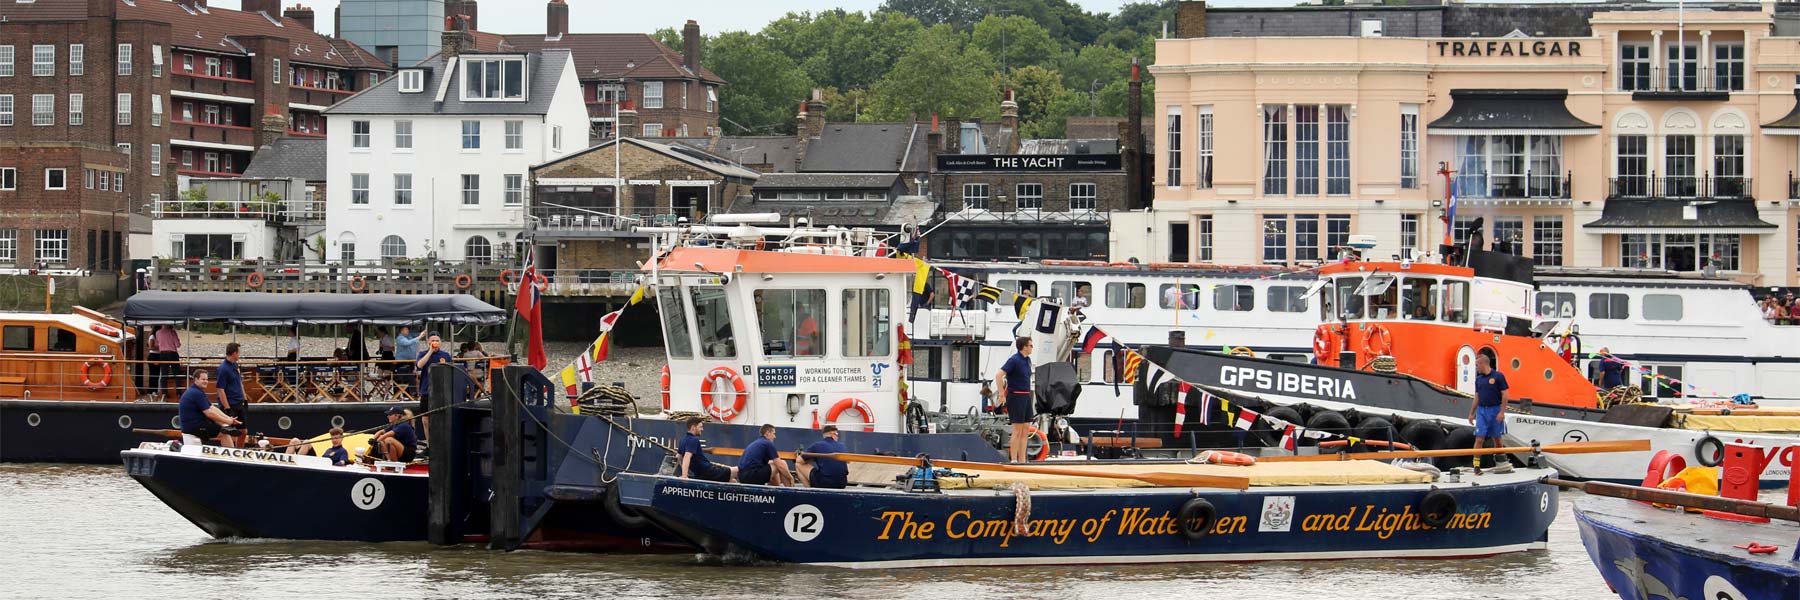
[703,32,814,134]
[1005,65,1065,132]
[868,25,1000,122]
[820,87,872,123]
[972,15,1063,72]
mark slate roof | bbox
[709,137,799,173]
[537,137,759,180]
[754,173,903,190]
[1764,90,1800,130]
[499,33,723,84]
[726,197,937,228]
[801,123,930,173]
[1428,90,1599,133]
[241,138,326,182]
[123,0,385,70]
[326,50,571,116]
[1584,200,1778,229]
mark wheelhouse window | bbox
[842,289,891,357]
[462,56,526,101]
[1401,277,1437,321]
[1440,280,1469,324]
[1326,277,1363,321]
[1213,285,1254,312]
[658,287,694,359]
[1,325,31,351]
[49,328,76,352]
[691,287,737,359]
[1590,293,1629,320]
[756,288,824,354]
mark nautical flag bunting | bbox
[1080,326,1106,355]
[976,284,1004,303]
[1174,382,1192,436]
[1235,408,1259,431]
[1121,351,1145,384]
[1280,425,1298,451]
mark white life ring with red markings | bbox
[700,366,747,421]
[824,397,877,433]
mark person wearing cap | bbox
[370,406,420,462]
[796,425,849,489]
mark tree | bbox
[703,32,814,134]
[971,14,1063,73]
[1057,43,1133,94]
[881,0,983,27]
[820,87,873,123]
[1005,65,1066,135]
[1024,89,1092,139]
[868,25,1000,122]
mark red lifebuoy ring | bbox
[348,276,368,292]
[660,365,672,410]
[1025,425,1049,461]
[454,273,473,290]
[499,269,516,286]
[1364,324,1394,357]
[81,360,111,391]
[824,397,877,433]
[532,273,548,290]
[88,323,120,338]
[699,366,747,421]
[245,272,265,289]
[1313,325,1341,367]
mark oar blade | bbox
[1542,439,1651,454]
[1137,471,1252,490]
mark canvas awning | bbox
[1427,89,1600,136]
[124,291,507,326]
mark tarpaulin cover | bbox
[123,291,507,326]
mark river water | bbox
[0,463,1616,600]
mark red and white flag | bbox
[1235,408,1259,431]
[1196,391,1213,426]
[1280,425,1298,451]
[1174,382,1192,436]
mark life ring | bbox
[1194,450,1256,466]
[81,360,111,391]
[1313,326,1340,367]
[1025,425,1049,461]
[532,273,549,290]
[349,276,367,292]
[824,397,877,433]
[659,365,672,410]
[1363,324,1394,358]
[1418,490,1458,528]
[245,272,265,289]
[1228,346,1256,358]
[88,323,120,338]
[454,273,473,290]
[1694,435,1725,467]
[1176,498,1217,541]
[699,367,748,421]
[499,269,516,286]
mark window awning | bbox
[1763,90,1800,135]
[1582,199,1778,232]
[1427,89,1600,136]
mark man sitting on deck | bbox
[737,424,794,486]
[321,427,351,466]
[795,425,849,489]
[678,416,735,483]
[369,406,420,463]
[178,369,241,447]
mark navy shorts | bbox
[809,473,847,489]
[1006,392,1034,424]
[689,462,731,482]
[1474,405,1506,438]
[738,463,772,485]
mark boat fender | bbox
[700,367,749,421]
[245,272,265,289]
[1304,410,1351,436]
[659,365,671,411]
[1024,426,1049,461]
[1399,420,1447,451]
[1354,416,1396,447]
[1418,490,1458,528]
[824,397,877,433]
[1435,427,1477,470]
[1694,435,1725,468]
[603,484,652,530]
[1176,498,1217,541]
[453,273,473,290]
[81,360,111,391]
[1011,482,1032,536]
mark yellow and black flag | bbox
[1013,295,1034,319]
[975,285,1003,303]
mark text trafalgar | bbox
[1435,40,1581,58]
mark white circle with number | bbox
[783,504,824,542]
[351,477,387,511]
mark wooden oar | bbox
[1544,477,1800,523]
[1262,439,1651,463]
[710,447,799,461]
[799,451,1251,490]
[133,428,307,448]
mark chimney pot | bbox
[284,5,317,32]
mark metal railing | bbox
[1609,175,1751,199]
[1622,66,1746,94]
[0,355,502,403]
[532,205,702,231]
[152,198,327,222]
[1454,172,1571,200]
[147,259,515,299]
[536,268,639,297]
[943,207,1110,224]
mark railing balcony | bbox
[1625,66,1741,100]
[153,199,327,223]
[531,205,702,232]
[947,206,1111,224]
[1608,174,1751,199]
[1453,172,1572,200]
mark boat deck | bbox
[840,460,1529,493]
[1577,495,1800,572]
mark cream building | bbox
[1139,1,1800,286]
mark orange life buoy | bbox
[454,273,473,290]
[1363,324,1394,357]
[532,273,548,290]
[660,365,672,410]
[699,366,748,421]
[1313,325,1341,367]
[348,276,367,292]
[1194,450,1256,466]
[824,397,877,433]
[81,360,111,391]
[245,272,265,289]
[1025,425,1049,461]
[88,323,120,338]
[499,269,516,286]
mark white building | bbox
[323,47,586,262]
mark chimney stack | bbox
[1125,59,1147,209]
[617,101,639,138]
[334,4,342,38]
[682,20,702,73]
[259,110,290,149]
[803,89,828,138]
[1176,1,1207,38]
[546,0,570,39]
[442,25,474,58]
[285,5,317,32]
[1000,89,1019,137]
[448,0,479,31]
[241,0,279,16]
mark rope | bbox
[1011,482,1032,536]
[574,384,638,417]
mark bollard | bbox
[1704,442,1770,524]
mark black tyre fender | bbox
[1419,490,1458,528]
[1354,416,1396,444]
[1177,497,1217,541]
[1304,410,1351,437]
[1265,406,1303,428]
[1399,420,1447,451]
[1694,435,1725,467]
[1436,426,1477,470]
[604,483,652,530]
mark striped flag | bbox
[593,309,623,362]
[1235,408,1259,431]
[1121,351,1145,384]
[975,284,1003,303]
[1280,425,1299,451]
[1174,382,1193,436]
[1079,326,1106,355]
[1013,295,1034,320]
[1196,390,1213,426]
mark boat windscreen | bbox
[1353,273,1396,297]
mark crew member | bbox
[414,333,454,438]
[737,424,794,486]
[995,337,1035,463]
[216,343,247,431]
[152,324,182,400]
[1594,347,1626,390]
[1467,354,1508,474]
[796,425,849,489]
[795,307,821,356]
[321,427,351,466]
[177,369,240,447]
[678,416,735,482]
[370,406,419,462]
[394,325,426,387]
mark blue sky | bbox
[217,1,1156,36]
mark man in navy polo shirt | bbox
[1467,354,1509,474]
[414,333,454,439]
[215,342,247,424]
[371,406,420,462]
[178,369,240,446]
[994,337,1035,463]
[737,424,793,486]
[678,416,735,482]
[797,425,849,489]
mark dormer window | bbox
[462,56,526,101]
[399,69,424,93]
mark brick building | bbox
[0,0,387,273]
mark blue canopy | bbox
[124,291,507,326]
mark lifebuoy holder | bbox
[1313,325,1341,366]
[825,397,878,433]
[81,360,111,391]
[1363,324,1394,358]
[700,366,747,421]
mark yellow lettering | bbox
[877,511,908,540]
[945,510,971,539]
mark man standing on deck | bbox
[1467,354,1509,474]
[994,337,1035,463]
[216,343,247,429]
[1594,348,1626,391]
[796,425,849,489]
[178,369,240,447]
[414,333,454,439]
[152,325,181,400]
[678,416,735,482]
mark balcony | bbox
[1454,173,1572,202]
[538,269,639,297]
[531,205,697,235]
[1626,66,1739,101]
[172,121,258,150]
[1608,175,1751,200]
[943,207,1110,224]
[161,179,324,225]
